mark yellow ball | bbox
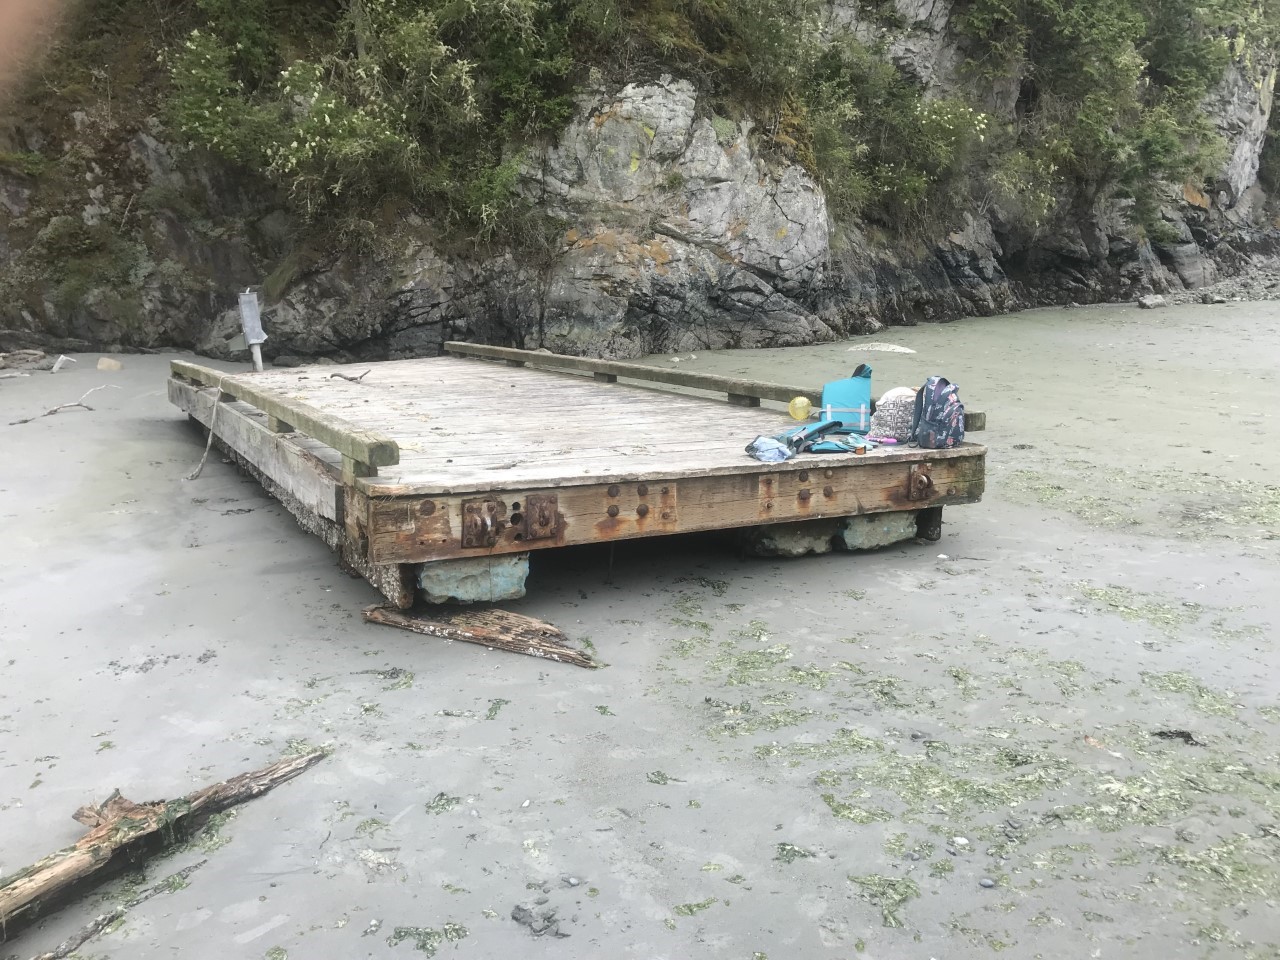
[788,396,813,420]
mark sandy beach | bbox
[1,300,1277,959]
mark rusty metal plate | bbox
[461,497,506,548]
[521,493,560,541]
[907,463,934,502]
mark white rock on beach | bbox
[848,343,917,353]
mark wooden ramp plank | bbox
[443,341,821,405]
[359,443,984,496]
[441,343,987,431]
[171,379,415,609]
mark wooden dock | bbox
[168,344,987,607]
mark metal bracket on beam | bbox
[907,463,934,501]
[461,497,506,548]
[520,493,560,541]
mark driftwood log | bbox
[363,605,598,669]
[0,750,326,942]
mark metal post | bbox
[238,290,268,373]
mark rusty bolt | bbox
[823,485,834,498]
[607,505,619,518]
[798,488,812,502]
[824,469,834,479]
[661,510,672,520]
[637,483,648,496]
[420,499,437,516]
[636,504,650,518]
[661,486,670,495]
[798,470,809,482]
[607,484,620,497]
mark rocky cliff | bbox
[1,0,1277,361]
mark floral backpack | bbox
[911,376,965,449]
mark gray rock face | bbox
[1204,59,1278,203]
[520,76,836,356]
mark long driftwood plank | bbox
[363,605,598,668]
[0,751,326,941]
[443,340,823,406]
[442,341,986,431]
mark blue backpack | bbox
[912,376,965,449]
[818,364,872,433]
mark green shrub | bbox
[590,0,817,101]
[981,148,1058,228]
[959,0,1266,218]
[0,151,50,177]
[803,38,989,226]
[167,0,582,239]
[1259,115,1280,195]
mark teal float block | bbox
[417,553,531,604]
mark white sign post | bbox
[238,290,268,372]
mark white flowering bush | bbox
[913,100,989,170]
[166,30,257,163]
[983,150,1059,228]
[803,38,991,225]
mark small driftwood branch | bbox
[29,860,207,960]
[0,750,326,942]
[9,385,119,426]
[329,370,371,383]
[363,605,598,669]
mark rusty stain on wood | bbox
[361,458,982,565]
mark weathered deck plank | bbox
[444,340,824,405]
[442,342,987,432]
[193,358,981,494]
